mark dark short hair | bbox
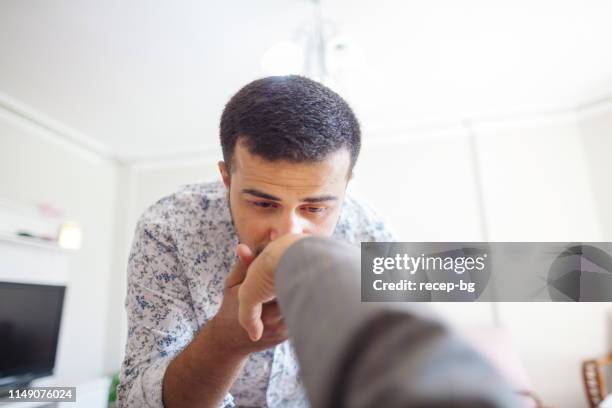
[219,75,360,174]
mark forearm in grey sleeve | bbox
[275,237,525,408]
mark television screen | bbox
[0,281,66,388]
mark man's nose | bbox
[269,212,305,241]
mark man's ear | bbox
[218,161,231,189]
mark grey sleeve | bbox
[275,237,525,408]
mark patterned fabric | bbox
[117,180,395,408]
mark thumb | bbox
[238,295,264,342]
[238,256,276,342]
[225,243,254,288]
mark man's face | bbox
[219,141,351,255]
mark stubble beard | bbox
[227,195,266,256]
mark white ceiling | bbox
[1,0,611,161]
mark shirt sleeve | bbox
[365,211,397,242]
[117,208,235,408]
[349,197,399,243]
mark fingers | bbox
[262,301,281,318]
[238,300,285,343]
[237,281,270,341]
[225,243,254,288]
[228,241,290,343]
[238,300,264,341]
[238,265,278,341]
[236,243,255,265]
[260,316,288,342]
[263,315,284,328]
[258,305,287,343]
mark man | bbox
[237,235,524,408]
[117,75,395,408]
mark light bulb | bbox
[58,221,82,250]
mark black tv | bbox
[0,281,66,394]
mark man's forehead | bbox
[232,143,351,191]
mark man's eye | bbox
[304,207,326,214]
[253,201,276,209]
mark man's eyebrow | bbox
[301,195,337,203]
[241,188,281,201]
[241,188,337,203]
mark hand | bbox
[208,243,288,357]
[238,234,307,342]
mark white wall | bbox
[474,117,601,241]
[350,127,485,242]
[473,115,606,407]
[0,108,118,382]
[580,106,612,241]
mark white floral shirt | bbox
[117,180,395,408]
